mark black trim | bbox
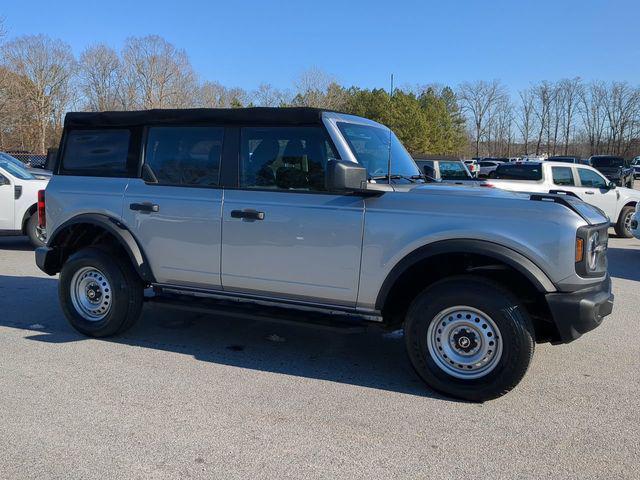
[545,275,613,343]
[39,213,155,283]
[220,126,240,188]
[375,239,556,311]
[64,107,332,129]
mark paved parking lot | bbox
[0,234,639,479]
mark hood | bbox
[397,182,609,225]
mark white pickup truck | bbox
[484,161,640,237]
[0,158,49,246]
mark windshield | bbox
[591,157,624,168]
[0,159,35,180]
[493,163,542,180]
[336,122,420,180]
[440,161,471,180]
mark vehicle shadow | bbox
[607,245,640,282]
[0,236,33,251]
[0,274,449,401]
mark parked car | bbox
[0,157,49,246]
[0,152,52,179]
[414,158,476,183]
[630,203,639,240]
[631,157,640,179]
[589,155,634,188]
[462,159,480,177]
[478,160,503,178]
[36,107,614,402]
[485,161,640,237]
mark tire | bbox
[614,206,635,238]
[404,276,535,402]
[59,247,144,337]
[26,214,45,248]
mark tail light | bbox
[37,190,46,228]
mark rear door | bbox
[221,126,364,306]
[0,170,14,229]
[122,126,225,288]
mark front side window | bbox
[552,167,575,186]
[144,127,223,186]
[578,168,608,189]
[62,129,130,176]
[439,161,471,180]
[240,127,336,191]
[336,122,420,180]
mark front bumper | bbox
[545,275,613,343]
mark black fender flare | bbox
[47,213,155,283]
[375,239,557,311]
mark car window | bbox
[62,129,130,176]
[144,127,224,187]
[591,157,624,168]
[0,159,35,180]
[439,161,471,180]
[578,168,608,188]
[551,167,575,186]
[493,164,542,180]
[240,127,337,191]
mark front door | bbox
[574,167,619,222]
[221,126,365,307]
[0,171,14,230]
[122,126,225,288]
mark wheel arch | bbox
[374,239,559,341]
[21,203,37,234]
[46,213,155,283]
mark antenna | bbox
[387,73,394,184]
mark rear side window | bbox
[439,161,471,180]
[144,127,224,187]
[552,167,575,186]
[493,164,542,180]
[62,130,130,176]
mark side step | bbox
[145,294,378,333]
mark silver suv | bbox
[36,108,614,401]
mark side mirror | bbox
[325,159,368,192]
[608,181,617,190]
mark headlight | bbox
[576,225,608,277]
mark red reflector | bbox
[37,190,46,228]
[480,183,495,188]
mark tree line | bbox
[1,21,639,160]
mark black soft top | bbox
[64,107,330,128]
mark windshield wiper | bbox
[369,174,424,183]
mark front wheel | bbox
[59,247,144,337]
[404,276,535,402]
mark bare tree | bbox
[197,81,247,108]
[532,81,554,155]
[457,80,506,156]
[292,67,338,108]
[121,35,197,109]
[79,44,122,111]
[579,81,608,156]
[2,34,76,153]
[252,83,290,107]
[516,88,536,154]
[558,78,582,155]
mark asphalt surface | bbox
[0,235,639,479]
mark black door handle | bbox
[130,202,159,213]
[230,209,265,221]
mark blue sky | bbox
[2,0,639,92]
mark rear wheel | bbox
[615,206,635,238]
[404,276,535,402]
[26,214,45,248]
[59,247,144,337]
